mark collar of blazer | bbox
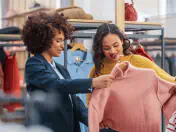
[34,53,70,79]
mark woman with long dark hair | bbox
[86,23,176,131]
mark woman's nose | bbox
[60,42,64,49]
[110,48,116,54]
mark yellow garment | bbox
[86,54,175,107]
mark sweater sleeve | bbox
[88,102,101,132]
[130,55,175,83]
[156,73,175,105]
[25,57,92,94]
[86,66,96,107]
[155,72,176,125]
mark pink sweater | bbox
[88,61,176,132]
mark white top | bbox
[50,60,73,107]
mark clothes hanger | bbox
[68,42,87,52]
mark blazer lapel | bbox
[55,63,70,79]
[34,54,60,79]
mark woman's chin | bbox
[53,54,61,57]
[109,58,118,62]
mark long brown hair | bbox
[92,23,133,76]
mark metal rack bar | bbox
[0,44,24,47]
[68,22,108,31]
[133,42,176,47]
[161,29,165,69]
[0,34,21,41]
[72,32,95,38]
[161,28,165,132]
[127,34,161,39]
[73,33,162,39]
[125,24,163,32]
[146,48,176,51]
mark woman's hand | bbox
[118,63,128,72]
[169,86,176,94]
[92,75,115,89]
[100,121,109,129]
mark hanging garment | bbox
[134,47,154,62]
[53,49,94,132]
[170,55,176,76]
[166,56,176,76]
[153,53,170,74]
[88,61,175,132]
[0,62,4,90]
[0,47,7,69]
[166,111,176,132]
[3,55,22,112]
[0,27,21,34]
[54,49,94,79]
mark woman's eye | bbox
[104,48,110,50]
[114,44,119,47]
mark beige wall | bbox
[1,0,58,84]
[2,0,57,28]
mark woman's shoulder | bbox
[26,55,45,66]
[129,54,155,68]
[130,54,147,59]
[89,65,96,78]
[130,54,153,62]
[25,55,47,73]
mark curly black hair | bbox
[21,12,74,54]
[93,23,133,76]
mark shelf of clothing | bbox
[133,39,176,46]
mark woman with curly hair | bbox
[22,12,115,132]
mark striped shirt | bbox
[166,111,176,132]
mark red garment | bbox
[134,48,154,62]
[0,63,4,90]
[3,55,22,112]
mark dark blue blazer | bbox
[25,53,92,132]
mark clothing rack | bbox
[0,42,29,58]
[133,39,176,47]
[0,44,24,47]
[66,20,164,67]
[65,20,165,132]
[146,48,176,51]
[0,20,166,131]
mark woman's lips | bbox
[110,54,117,59]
